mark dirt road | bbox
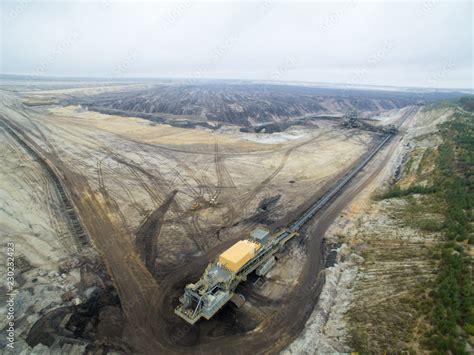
[0,89,415,353]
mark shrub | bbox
[416,218,442,232]
[464,323,474,335]
[379,185,437,200]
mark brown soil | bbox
[0,85,416,353]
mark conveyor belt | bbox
[288,133,392,232]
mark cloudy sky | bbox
[1,0,472,89]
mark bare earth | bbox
[0,82,416,353]
[284,105,454,353]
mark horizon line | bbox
[0,72,472,93]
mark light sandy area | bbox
[26,83,148,97]
[49,105,277,149]
[284,105,452,353]
[0,86,381,352]
[0,128,82,352]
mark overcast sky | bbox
[1,0,472,89]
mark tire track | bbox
[106,150,172,205]
[96,158,131,235]
[0,115,91,250]
[212,140,236,203]
[235,136,318,214]
[42,174,75,254]
[133,141,208,197]
[198,161,214,201]
[105,149,203,246]
[135,190,177,274]
[99,157,149,216]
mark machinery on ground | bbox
[175,226,297,324]
[175,133,393,324]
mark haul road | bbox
[176,132,394,324]
[1,92,415,353]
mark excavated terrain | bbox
[284,105,462,353]
[62,82,438,126]
[0,80,424,353]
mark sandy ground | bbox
[37,100,371,262]
[49,105,274,148]
[0,81,408,353]
[0,125,85,353]
[284,105,454,353]
[22,83,150,99]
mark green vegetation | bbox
[416,218,443,232]
[437,111,474,243]
[381,103,474,353]
[459,96,474,113]
[378,184,437,199]
[404,155,415,175]
[421,100,452,112]
[417,147,435,176]
[426,109,474,353]
[429,248,473,353]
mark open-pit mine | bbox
[0,78,462,353]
